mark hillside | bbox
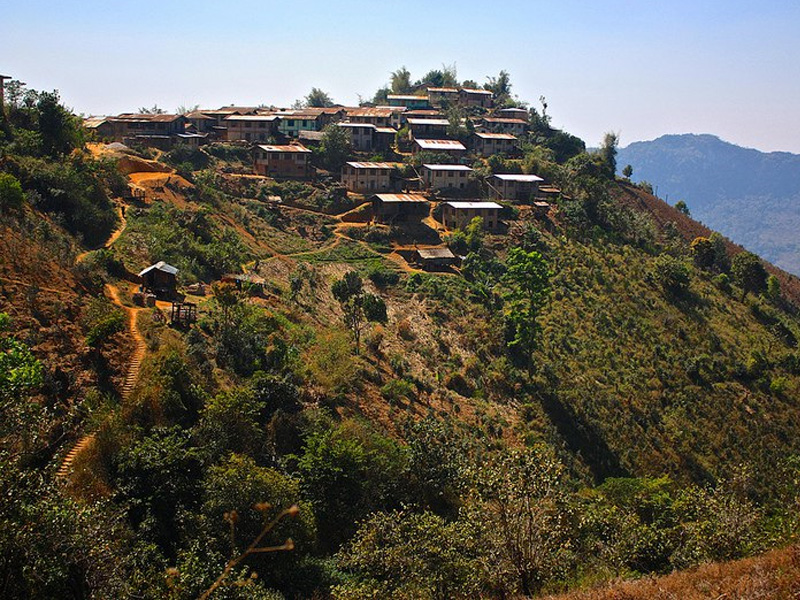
[616,134,800,275]
[3,83,800,599]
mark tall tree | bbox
[484,70,512,105]
[502,248,551,366]
[303,87,335,108]
[599,132,619,179]
[37,90,82,156]
[731,251,768,300]
[390,67,412,94]
[318,123,352,171]
[332,271,386,354]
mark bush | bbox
[381,379,416,405]
[0,172,24,211]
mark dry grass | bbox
[545,546,800,600]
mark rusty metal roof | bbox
[427,87,459,93]
[113,113,185,123]
[407,118,449,126]
[373,193,428,203]
[414,139,466,150]
[345,162,399,170]
[387,94,428,101]
[461,88,493,95]
[257,144,312,153]
[338,122,377,129]
[345,107,396,117]
[482,117,528,124]
[474,132,518,140]
[224,115,278,122]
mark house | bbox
[373,127,397,152]
[187,107,258,138]
[489,173,544,201]
[415,247,458,270]
[344,107,399,129]
[254,144,312,179]
[342,162,399,193]
[105,113,188,146]
[472,132,518,157]
[386,95,430,109]
[460,88,494,108]
[138,261,178,297]
[224,115,279,142]
[421,164,473,192]
[407,118,450,140]
[496,107,529,121]
[276,113,323,137]
[337,122,378,151]
[371,193,429,223]
[84,117,115,141]
[175,132,209,147]
[413,139,467,159]
[441,201,502,230]
[427,87,460,106]
[402,109,443,122]
[479,117,528,136]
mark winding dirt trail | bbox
[75,205,127,264]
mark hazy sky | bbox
[6,0,800,152]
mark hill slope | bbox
[617,134,800,275]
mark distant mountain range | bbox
[616,134,800,276]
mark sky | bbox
[5,0,800,153]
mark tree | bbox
[502,248,551,365]
[318,123,351,172]
[599,132,618,179]
[0,172,24,211]
[332,271,386,354]
[38,90,82,156]
[303,87,335,108]
[690,236,716,269]
[731,251,768,300]
[675,200,690,216]
[138,104,166,114]
[484,70,512,105]
[622,164,633,179]
[390,66,412,94]
[652,254,690,296]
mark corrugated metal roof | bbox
[138,261,179,277]
[407,118,449,126]
[374,127,397,134]
[417,247,456,259]
[474,132,518,140]
[445,201,502,209]
[482,117,528,124]
[422,164,472,171]
[493,174,544,182]
[461,88,493,95]
[373,193,428,203]
[414,139,466,150]
[387,95,428,101]
[257,144,312,153]
[427,87,459,93]
[84,117,109,127]
[346,162,398,170]
[345,107,396,117]
[224,115,278,122]
[338,122,377,129]
[113,113,184,123]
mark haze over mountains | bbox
[617,134,800,275]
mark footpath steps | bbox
[57,285,144,481]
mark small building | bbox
[105,113,188,146]
[427,87,460,106]
[84,117,115,141]
[415,247,458,270]
[532,201,551,217]
[496,107,529,121]
[479,117,528,136]
[175,132,209,148]
[460,88,493,108]
[413,138,467,158]
[373,127,397,152]
[441,201,502,231]
[472,132,518,157]
[402,109,443,121]
[254,144,312,179]
[276,113,323,137]
[342,162,399,193]
[371,193,429,223]
[387,94,430,109]
[344,107,398,128]
[407,118,450,140]
[489,173,544,201]
[225,115,279,142]
[138,261,179,297]
[337,122,378,151]
[421,164,473,192]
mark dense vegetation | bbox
[2,75,800,599]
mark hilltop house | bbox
[479,117,528,136]
[489,173,544,201]
[421,164,473,192]
[441,201,502,230]
[337,122,378,151]
[225,115,279,142]
[275,107,345,137]
[472,132,518,157]
[387,95,430,109]
[495,107,529,121]
[371,193,429,223]
[413,139,467,159]
[427,87,460,106]
[407,118,450,140]
[254,144,312,179]
[94,113,188,147]
[344,107,401,129]
[341,162,399,193]
[460,88,493,108]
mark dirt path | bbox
[75,205,127,264]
